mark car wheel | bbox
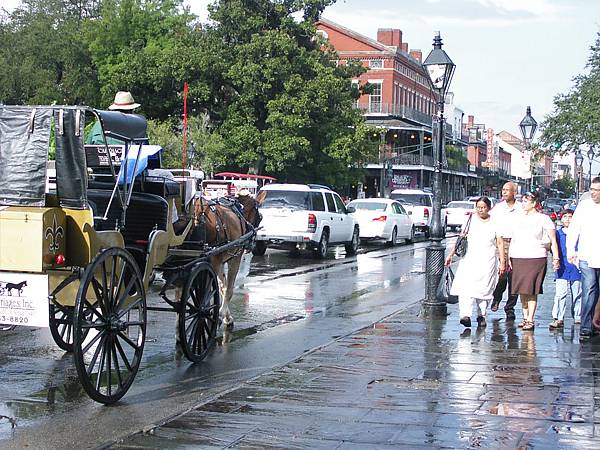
[313,230,329,259]
[345,227,360,255]
[387,227,398,247]
[252,241,268,256]
[406,226,415,243]
[424,227,430,239]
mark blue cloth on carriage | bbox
[117,145,163,185]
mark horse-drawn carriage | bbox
[0,105,258,404]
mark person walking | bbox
[489,182,522,321]
[445,197,506,328]
[549,209,581,329]
[569,177,600,340]
[508,191,560,331]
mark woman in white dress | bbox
[445,197,506,328]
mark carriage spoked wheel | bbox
[178,262,220,363]
[73,247,147,404]
[49,303,76,352]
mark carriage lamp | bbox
[422,31,455,317]
[54,254,66,266]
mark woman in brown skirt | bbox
[508,192,559,330]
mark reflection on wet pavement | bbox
[113,272,600,449]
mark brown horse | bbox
[190,193,260,327]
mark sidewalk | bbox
[109,274,600,449]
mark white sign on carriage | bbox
[0,272,49,328]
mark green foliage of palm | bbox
[540,32,600,154]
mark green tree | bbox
[0,0,101,105]
[83,0,204,119]
[540,32,600,154]
[202,0,375,185]
[550,173,576,197]
[147,114,225,174]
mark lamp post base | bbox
[422,242,448,318]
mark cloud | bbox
[325,0,571,30]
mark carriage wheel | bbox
[49,304,76,352]
[178,262,220,363]
[73,247,147,404]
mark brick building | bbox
[316,18,474,200]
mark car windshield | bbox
[390,193,431,206]
[348,201,387,211]
[259,190,310,210]
[447,202,474,209]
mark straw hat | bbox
[108,91,140,110]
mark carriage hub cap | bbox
[108,315,127,332]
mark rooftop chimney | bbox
[467,115,474,127]
[409,49,422,62]
[377,28,403,48]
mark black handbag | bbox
[454,214,473,257]
[436,266,458,304]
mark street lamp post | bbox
[587,146,596,190]
[575,150,584,201]
[422,31,455,317]
[519,106,538,191]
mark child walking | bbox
[550,209,582,329]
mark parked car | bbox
[542,197,566,213]
[346,198,414,245]
[254,184,360,258]
[389,189,445,237]
[443,201,475,231]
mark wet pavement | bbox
[110,270,600,449]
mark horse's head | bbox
[237,193,261,228]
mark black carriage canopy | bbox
[0,106,147,209]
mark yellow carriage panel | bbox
[0,207,66,272]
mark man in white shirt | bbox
[489,182,522,321]
[568,177,600,339]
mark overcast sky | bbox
[3,0,600,141]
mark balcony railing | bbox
[355,102,453,137]
[368,153,470,173]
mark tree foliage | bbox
[0,0,373,186]
[540,32,600,155]
[202,0,375,185]
[0,0,101,105]
[147,114,224,174]
[550,173,576,197]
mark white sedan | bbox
[444,201,475,231]
[346,198,414,245]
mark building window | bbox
[369,82,382,113]
[369,59,383,69]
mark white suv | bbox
[390,189,446,237]
[254,184,360,258]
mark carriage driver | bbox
[85,91,147,145]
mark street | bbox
[0,235,435,449]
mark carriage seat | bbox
[87,189,169,242]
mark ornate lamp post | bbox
[575,150,584,201]
[422,31,455,317]
[587,146,596,190]
[519,106,538,191]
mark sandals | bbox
[549,319,564,329]
[522,321,535,331]
[517,319,527,328]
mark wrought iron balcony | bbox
[355,102,453,136]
